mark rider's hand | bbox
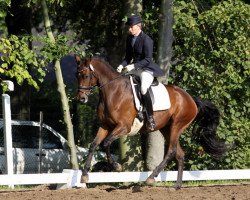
[116,65,123,73]
[125,64,135,72]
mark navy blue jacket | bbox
[121,31,165,77]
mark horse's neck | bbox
[93,60,118,86]
[92,60,131,102]
[98,70,117,86]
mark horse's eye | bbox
[83,75,89,79]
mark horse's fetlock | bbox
[104,139,111,148]
[81,174,89,183]
[146,177,155,185]
[113,162,123,172]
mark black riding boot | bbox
[142,91,155,131]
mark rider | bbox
[117,15,164,131]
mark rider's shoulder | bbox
[141,32,153,41]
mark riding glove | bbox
[125,64,135,72]
[117,65,123,73]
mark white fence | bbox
[1,85,250,189]
[0,169,250,189]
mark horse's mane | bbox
[91,56,117,73]
[91,56,130,87]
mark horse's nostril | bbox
[78,95,88,104]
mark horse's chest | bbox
[98,103,113,123]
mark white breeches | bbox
[129,69,154,95]
[140,71,154,95]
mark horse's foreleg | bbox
[103,125,130,171]
[105,144,122,172]
[81,127,108,183]
[103,125,129,148]
[81,142,97,182]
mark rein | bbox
[98,73,125,89]
[78,70,125,93]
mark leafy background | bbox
[0,0,249,170]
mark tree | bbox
[157,0,173,83]
[40,0,78,169]
[2,0,248,171]
[141,0,174,171]
[2,0,38,120]
[118,0,145,171]
[0,0,10,35]
[170,0,250,170]
[0,0,80,169]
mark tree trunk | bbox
[157,0,173,84]
[146,0,174,171]
[145,132,165,170]
[41,0,78,169]
[119,0,144,171]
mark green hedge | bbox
[168,0,250,170]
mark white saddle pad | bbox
[129,76,171,112]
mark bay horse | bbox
[75,56,228,189]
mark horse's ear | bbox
[75,55,81,65]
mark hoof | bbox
[113,162,123,172]
[146,177,155,185]
[173,184,182,190]
[81,174,89,183]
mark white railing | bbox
[0,169,250,189]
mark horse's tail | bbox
[192,97,229,159]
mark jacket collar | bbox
[131,31,143,48]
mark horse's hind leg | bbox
[146,122,187,189]
[147,140,184,189]
[175,141,185,189]
[145,140,176,185]
[81,127,108,183]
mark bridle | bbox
[77,64,97,94]
[77,64,124,95]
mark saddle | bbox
[131,75,159,105]
[129,74,171,114]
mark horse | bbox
[75,55,228,189]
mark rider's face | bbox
[128,24,141,36]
